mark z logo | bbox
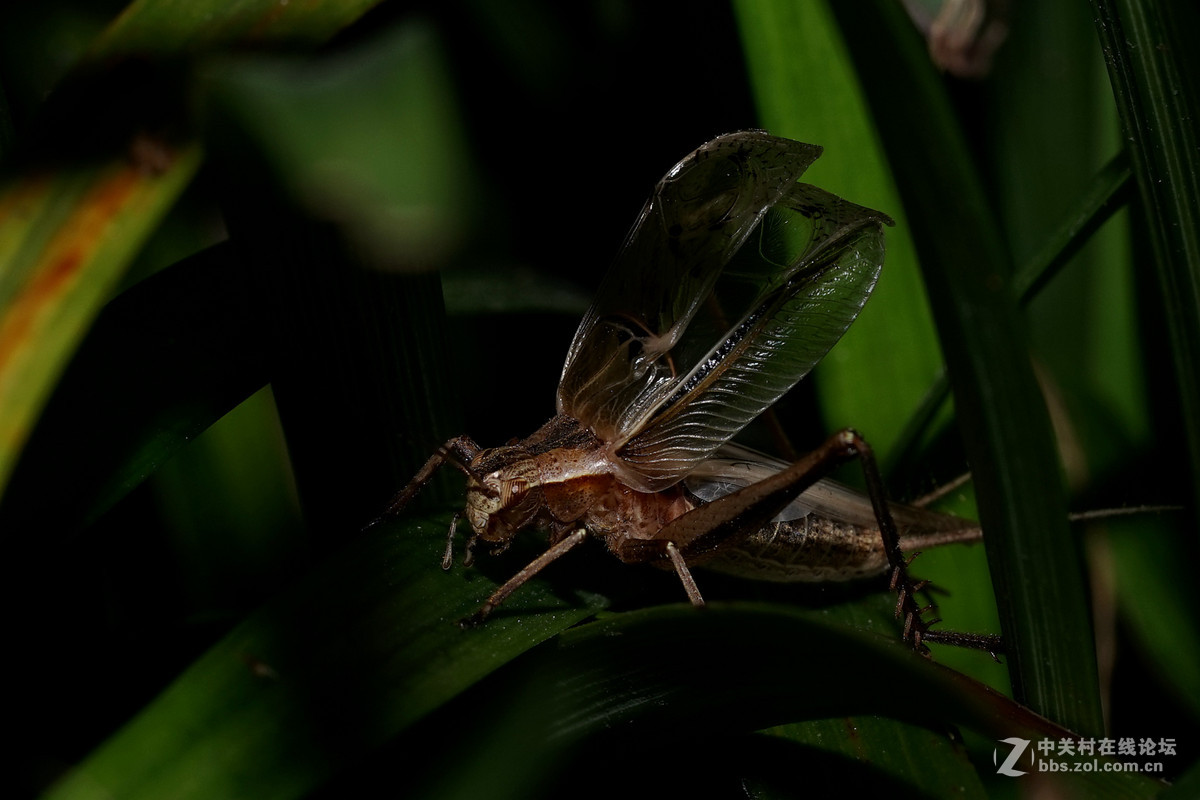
[994,737,1032,776]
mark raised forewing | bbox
[558,132,893,492]
[616,183,892,489]
[557,132,822,447]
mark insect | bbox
[383,131,992,654]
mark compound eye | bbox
[502,477,529,503]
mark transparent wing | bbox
[616,182,893,490]
[556,131,823,447]
[686,443,973,536]
[685,443,880,526]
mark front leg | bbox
[364,435,482,530]
[460,529,591,627]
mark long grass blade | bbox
[39,513,608,800]
[1090,0,1200,537]
[0,242,269,536]
[0,0,385,501]
[823,0,1104,734]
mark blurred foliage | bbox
[0,0,1196,798]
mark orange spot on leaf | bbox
[0,164,146,375]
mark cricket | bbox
[380,131,995,655]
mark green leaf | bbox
[764,717,986,799]
[0,146,202,498]
[206,21,474,271]
[1107,513,1200,720]
[17,3,1197,796]
[209,19,473,529]
[88,0,384,57]
[732,0,942,456]
[1012,152,1133,305]
[40,512,608,800]
[890,149,1137,480]
[732,0,1007,702]
[1090,0,1200,538]
[818,0,1104,735]
[391,603,1160,800]
[0,0,386,501]
[0,242,269,535]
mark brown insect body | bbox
[461,412,978,580]
[462,414,692,554]
[702,499,978,583]
[681,442,980,582]
[384,131,990,652]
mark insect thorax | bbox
[461,416,696,553]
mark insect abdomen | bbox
[702,515,889,583]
